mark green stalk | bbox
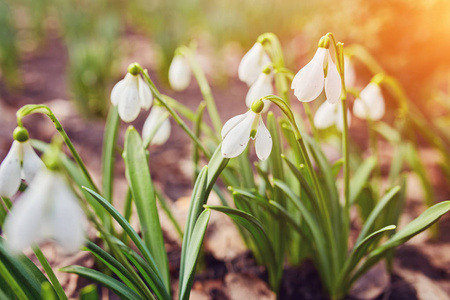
[0,259,28,300]
[32,246,68,300]
[136,65,211,158]
[180,46,223,135]
[16,105,99,193]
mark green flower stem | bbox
[136,65,211,158]
[32,245,68,300]
[258,33,291,104]
[181,46,222,135]
[16,105,99,194]
[264,95,339,278]
[327,33,351,260]
[367,117,381,197]
[303,102,320,142]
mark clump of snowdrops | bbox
[0,32,449,300]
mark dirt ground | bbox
[0,34,450,300]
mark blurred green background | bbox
[1,0,449,118]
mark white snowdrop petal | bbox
[110,78,126,106]
[291,48,326,102]
[4,170,53,253]
[238,43,270,86]
[314,101,337,129]
[118,76,141,122]
[0,141,22,198]
[138,76,153,110]
[221,112,255,158]
[169,56,191,91]
[344,56,356,88]
[353,98,368,119]
[354,83,385,120]
[151,119,171,146]
[142,106,171,146]
[50,176,86,253]
[21,141,45,183]
[221,111,250,139]
[245,73,273,111]
[324,52,342,104]
[255,119,272,160]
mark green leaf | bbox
[331,158,344,178]
[206,144,230,195]
[123,126,169,289]
[61,266,145,300]
[0,238,47,299]
[179,167,208,288]
[356,186,401,244]
[349,156,377,205]
[349,201,450,287]
[115,242,171,300]
[79,284,99,300]
[82,187,165,289]
[337,225,396,287]
[101,106,120,210]
[179,209,211,300]
[206,205,280,292]
[84,242,140,295]
[273,180,332,291]
[41,282,56,300]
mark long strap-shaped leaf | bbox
[123,126,170,290]
[82,187,167,296]
[356,186,401,244]
[60,266,144,300]
[179,209,211,300]
[348,201,450,288]
[205,205,279,293]
[179,167,208,288]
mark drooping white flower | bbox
[4,169,86,253]
[169,55,191,91]
[142,106,171,146]
[353,82,385,121]
[111,73,153,122]
[0,139,44,198]
[238,43,271,86]
[291,38,341,104]
[344,56,356,88]
[245,72,273,113]
[314,101,351,132]
[221,101,272,160]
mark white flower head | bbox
[4,169,86,253]
[142,105,171,146]
[245,70,273,113]
[221,100,272,160]
[111,65,153,123]
[238,42,271,86]
[291,36,341,104]
[314,101,351,132]
[353,82,385,121]
[344,56,356,88]
[0,128,45,198]
[169,54,191,91]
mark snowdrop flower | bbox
[142,105,171,146]
[238,42,271,86]
[111,64,153,123]
[353,82,385,121]
[245,69,273,113]
[0,127,44,198]
[314,101,351,132]
[169,54,191,91]
[4,169,86,253]
[221,100,272,160]
[291,36,341,104]
[344,56,356,88]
